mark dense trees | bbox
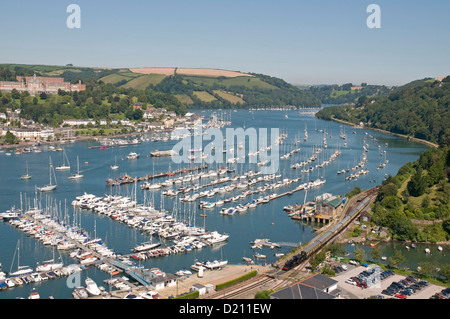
[151,73,321,109]
[371,147,450,242]
[307,83,393,105]
[316,78,450,146]
[1,79,186,127]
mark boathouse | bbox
[313,196,343,223]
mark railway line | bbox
[197,188,379,299]
[281,188,378,272]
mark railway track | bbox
[200,274,273,299]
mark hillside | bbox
[0,64,321,109]
[306,83,394,105]
[316,76,450,146]
[372,146,450,243]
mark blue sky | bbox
[1,0,449,85]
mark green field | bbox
[121,74,166,89]
[213,90,245,104]
[175,94,194,104]
[193,91,217,102]
[183,75,277,90]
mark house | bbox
[133,103,143,110]
[40,128,55,140]
[300,273,338,293]
[120,119,133,126]
[143,110,154,120]
[62,119,95,126]
[191,284,207,296]
[149,273,177,291]
[269,273,338,299]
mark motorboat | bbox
[127,152,140,160]
[85,277,101,296]
[133,242,161,253]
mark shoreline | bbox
[0,130,152,150]
[328,116,439,149]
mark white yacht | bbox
[133,242,161,253]
[85,277,101,296]
[127,152,140,160]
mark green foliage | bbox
[173,290,199,299]
[353,247,367,263]
[316,77,450,146]
[345,186,362,198]
[254,290,272,299]
[371,146,450,242]
[4,131,17,144]
[215,270,258,291]
[307,83,393,105]
[152,73,321,109]
[369,247,382,262]
[407,168,427,197]
[389,250,406,268]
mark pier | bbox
[106,164,208,186]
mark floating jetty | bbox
[106,164,208,187]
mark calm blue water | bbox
[0,109,437,299]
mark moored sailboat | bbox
[37,157,57,192]
[69,156,83,180]
[55,148,71,171]
[21,161,32,180]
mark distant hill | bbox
[0,63,321,109]
[305,83,394,105]
[316,76,450,146]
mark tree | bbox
[407,168,426,197]
[11,89,20,99]
[389,250,406,269]
[40,92,47,100]
[353,247,366,263]
[5,131,17,144]
[369,247,382,262]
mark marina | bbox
[0,109,440,299]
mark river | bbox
[0,108,444,299]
